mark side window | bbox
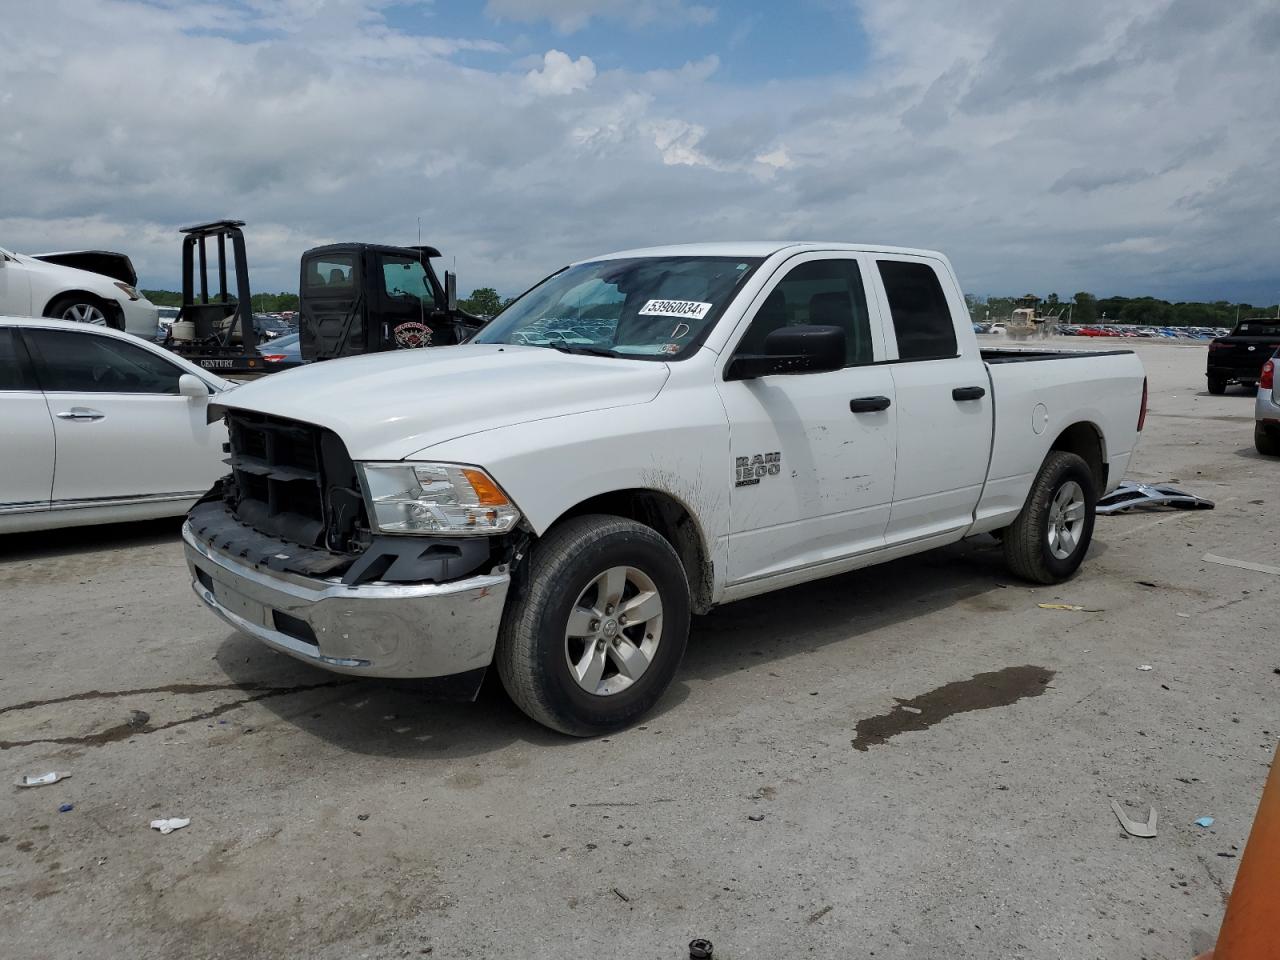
[25,329,185,394]
[0,328,37,390]
[877,260,958,360]
[736,259,873,366]
[381,256,436,305]
[304,255,354,290]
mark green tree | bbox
[1072,292,1097,325]
[461,287,503,317]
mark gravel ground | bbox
[1,338,1275,960]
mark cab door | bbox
[867,256,993,544]
[0,326,54,519]
[715,253,897,585]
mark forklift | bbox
[297,242,484,361]
[164,219,270,375]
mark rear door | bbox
[716,253,897,584]
[21,328,224,506]
[869,256,993,544]
[0,326,54,518]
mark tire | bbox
[1257,423,1280,457]
[45,294,120,330]
[496,514,690,736]
[1207,377,1227,395]
[1002,451,1097,585]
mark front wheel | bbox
[496,515,690,736]
[1002,451,1097,584]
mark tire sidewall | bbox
[529,527,689,732]
[1035,457,1097,579]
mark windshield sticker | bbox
[639,299,713,320]
[659,343,682,355]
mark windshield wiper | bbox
[548,344,618,358]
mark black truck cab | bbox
[298,243,483,361]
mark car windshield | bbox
[473,256,763,360]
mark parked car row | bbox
[1059,324,1228,339]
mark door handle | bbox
[849,396,891,413]
[56,407,105,421]
[952,386,986,401]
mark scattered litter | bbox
[689,939,714,960]
[1195,816,1215,828]
[807,904,833,924]
[901,705,923,714]
[15,771,70,788]
[1097,481,1214,515]
[1217,852,1237,858]
[357,813,370,821]
[1137,665,1154,671]
[747,813,765,822]
[150,817,190,834]
[1202,554,1280,577]
[128,710,150,728]
[1111,800,1158,838]
[1039,603,1084,611]
[612,887,631,903]
[58,803,74,813]
[1135,580,1160,588]
[1176,613,1191,619]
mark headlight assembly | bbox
[358,462,521,536]
[113,281,141,300]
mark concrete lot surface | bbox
[2,339,1276,959]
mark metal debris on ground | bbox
[15,771,70,788]
[689,939,714,959]
[1202,554,1280,577]
[1195,816,1215,828]
[747,813,765,822]
[58,803,74,813]
[612,887,631,903]
[150,817,191,834]
[1039,603,1085,611]
[1111,800,1158,838]
[1096,481,1215,515]
[1137,664,1154,671]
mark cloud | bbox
[524,49,596,95]
[0,0,1277,304]
[484,0,715,33]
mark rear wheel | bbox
[1207,376,1227,395]
[496,515,690,736]
[1256,423,1280,457]
[46,294,119,329]
[1002,451,1097,584]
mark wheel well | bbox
[1050,422,1106,491]
[42,290,123,328]
[553,489,713,614]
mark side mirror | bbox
[725,325,846,381]
[178,373,209,400]
[445,271,458,312]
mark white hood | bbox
[220,343,671,460]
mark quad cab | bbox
[298,243,483,361]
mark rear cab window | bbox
[876,260,958,361]
[304,255,355,292]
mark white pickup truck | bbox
[184,242,1147,735]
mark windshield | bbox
[474,256,763,360]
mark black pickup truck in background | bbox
[1206,317,1280,394]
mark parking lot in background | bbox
[2,338,1275,959]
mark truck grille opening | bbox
[224,410,367,552]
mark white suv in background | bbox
[0,246,160,337]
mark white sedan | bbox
[1,316,231,534]
[0,246,160,337]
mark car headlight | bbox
[358,462,521,536]
[113,281,141,301]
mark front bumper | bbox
[183,522,510,679]
[120,297,160,338]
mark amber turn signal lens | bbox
[461,468,509,506]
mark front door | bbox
[716,253,897,585]
[21,328,224,505]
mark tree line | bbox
[965,292,1279,327]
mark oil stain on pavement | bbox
[852,665,1055,751]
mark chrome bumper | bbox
[183,522,510,678]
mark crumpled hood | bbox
[219,344,670,460]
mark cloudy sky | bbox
[2,0,1278,302]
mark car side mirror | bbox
[445,271,458,312]
[725,325,846,381]
[178,373,209,400]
